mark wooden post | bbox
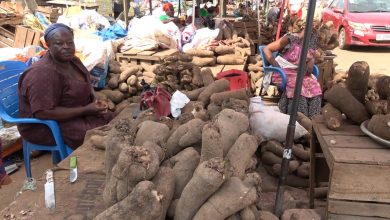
[149,0,153,15]
[124,0,129,30]
[257,0,261,45]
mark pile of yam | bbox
[83,74,320,219]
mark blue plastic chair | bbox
[259,45,319,91]
[0,61,73,179]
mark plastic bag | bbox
[249,97,308,142]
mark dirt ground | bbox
[0,153,52,210]
[333,46,390,75]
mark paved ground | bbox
[332,46,390,75]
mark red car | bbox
[321,0,390,49]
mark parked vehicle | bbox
[321,0,390,49]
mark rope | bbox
[15,178,37,198]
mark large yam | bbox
[226,133,258,178]
[210,88,249,105]
[261,151,282,165]
[367,114,390,141]
[214,109,249,155]
[297,162,310,178]
[192,56,216,66]
[292,144,310,161]
[201,68,215,86]
[217,54,245,65]
[182,87,206,101]
[165,147,200,199]
[322,103,343,130]
[109,60,121,74]
[95,181,162,220]
[119,66,140,82]
[198,79,230,105]
[100,90,125,104]
[296,112,312,132]
[365,100,388,115]
[108,74,120,89]
[346,61,370,103]
[152,167,175,220]
[175,158,226,220]
[200,123,223,163]
[134,120,170,146]
[240,207,256,220]
[376,76,390,99]
[262,140,284,157]
[215,46,235,55]
[324,84,369,124]
[193,177,258,220]
[165,119,206,157]
[191,65,203,86]
[185,49,214,57]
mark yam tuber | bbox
[210,88,249,105]
[367,114,390,141]
[100,90,125,104]
[200,123,223,163]
[322,103,343,130]
[119,66,140,82]
[198,79,230,106]
[108,74,120,89]
[185,49,214,57]
[215,46,235,55]
[217,55,245,65]
[192,56,216,67]
[152,167,175,220]
[346,61,370,103]
[201,68,215,86]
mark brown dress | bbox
[17,52,114,150]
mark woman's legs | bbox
[279,92,322,118]
[307,96,322,119]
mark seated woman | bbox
[263,26,322,118]
[17,23,114,150]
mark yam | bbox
[95,181,162,220]
[200,123,223,163]
[109,60,122,74]
[324,84,369,124]
[175,158,226,220]
[215,46,235,55]
[201,68,215,86]
[198,79,230,106]
[297,112,312,132]
[248,64,263,72]
[135,121,170,146]
[297,162,310,178]
[367,114,390,141]
[376,75,390,99]
[108,74,120,89]
[114,99,131,115]
[259,211,279,220]
[152,167,175,220]
[101,90,125,104]
[281,209,321,220]
[214,109,250,155]
[90,135,106,150]
[181,75,192,84]
[119,66,140,82]
[193,177,258,220]
[286,175,309,188]
[261,151,282,165]
[346,61,370,103]
[322,103,343,130]
[167,199,178,219]
[365,100,388,115]
[207,103,222,119]
[143,141,165,163]
[262,140,284,157]
[167,147,200,199]
[191,65,203,86]
[178,53,193,62]
[192,56,216,67]
[141,63,157,73]
[119,82,129,92]
[185,49,214,57]
[210,88,249,105]
[221,98,249,115]
[127,75,138,86]
[143,71,156,78]
[166,119,206,157]
[182,87,205,100]
[217,55,245,65]
[272,160,301,175]
[225,133,259,178]
[292,144,310,161]
[240,207,256,220]
[128,86,138,95]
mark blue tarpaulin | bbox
[95,23,128,41]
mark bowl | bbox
[360,120,390,148]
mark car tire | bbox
[338,28,350,50]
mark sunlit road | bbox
[332,46,390,75]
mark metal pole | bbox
[178,0,181,15]
[274,0,317,217]
[275,0,286,40]
[149,0,153,15]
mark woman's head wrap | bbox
[163,2,173,12]
[44,23,73,42]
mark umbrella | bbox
[274,0,318,217]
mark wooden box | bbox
[13,25,42,48]
[116,49,179,65]
[0,26,14,47]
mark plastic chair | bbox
[259,45,319,92]
[0,61,73,179]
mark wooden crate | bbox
[0,26,14,47]
[13,25,42,48]
[116,48,179,65]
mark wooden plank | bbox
[328,199,390,218]
[153,49,178,58]
[329,163,390,203]
[323,136,385,149]
[0,26,14,39]
[13,26,27,48]
[328,213,389,220]
[315,121,365,136]
[137,50,157,56]
[25,30,36,47]
[122,49,142,55]
[329,148,390,165]
[0,34,13,47]
[32,32,41,45]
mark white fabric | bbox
[275,55,298,69]
[170,91,190,118]
[289,0,304,12]
[57,9,110,31]
[182,28,220,52]
[249,97,308,141]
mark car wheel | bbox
[338,28,350,50]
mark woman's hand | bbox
[305,59,315,76]
[84,101,108,115]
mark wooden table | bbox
[309,116,390,219]
[45,0,99,12]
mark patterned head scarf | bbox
[163,2,173,12]
[44,23,73,43]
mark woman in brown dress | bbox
[17,24,114,150]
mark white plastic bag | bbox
[249,97,308,141]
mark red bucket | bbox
[216,69,249,91]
